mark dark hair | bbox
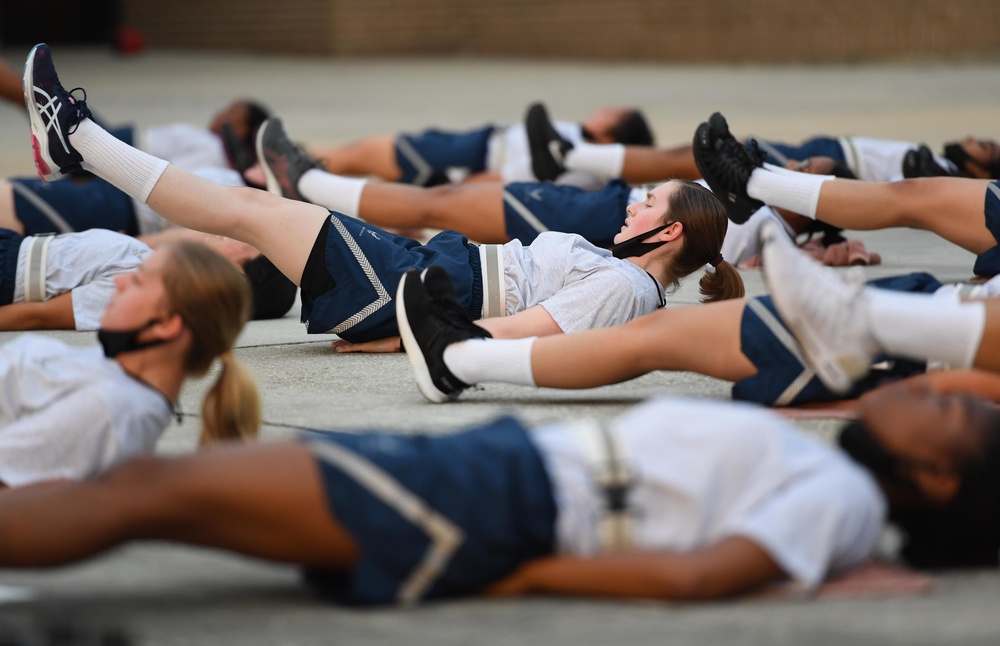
[244,101,271,138]
[892,412,1000,568]
[608,109,655,147]
[661,179,744,302]
[944,141,1000,179]
[243,254,298,320]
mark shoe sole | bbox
[396,270,452,404]
[759,221,862,395]
[23,45,60,182]
[256,121,283,197]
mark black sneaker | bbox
[902,144,958,179]
[526,102,572,182]
[256,118,323,201]
[221,122,264,188]
[396,267,491,403]
[692,112,765,224]
[23,43,93,181]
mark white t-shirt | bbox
[13,230,152,330]
[490,122,601,188]
[501,232,664,333]
[532,397,885,588]
[0,335,172,487]
[720,206,796,267]
[133,124,245,234]
[838,136,952,183]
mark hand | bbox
[331,336,403,354]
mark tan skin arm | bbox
[0,292,76,330]
[487,536,784,600]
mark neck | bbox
[624,253,672,284]
[115,349,186,404]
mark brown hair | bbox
[159,241,261,445]
[661,179,745,303]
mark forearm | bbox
[492,538,783,601]
[0,297,76,330]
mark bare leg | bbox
[0,442,357,570]
[0,180,26,234]
[313,134,402,182]
[619,144,701,183]
[973,301,1000,370]
[531,299,754,387]
[816,178,995,255]
[359,182,508,243]
[0,61,23,108]
[144,166,327,285]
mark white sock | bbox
[866,288,985,368]
[564,143,626,180]
[297,170,367,217]
[746,163,834,219]
[443,337,537,386]
[71,119,168,203]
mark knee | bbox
[885,178,935,227]
[415,184,465,227]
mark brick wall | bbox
[121,0,1000,61]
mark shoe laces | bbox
[64,87,90,136]
[708,132,763,181]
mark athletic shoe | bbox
[759,218,878,395]
[23,43,93,181]
[692,112,765,224]
[526,102,572,182]
[902,144,958,179]
[256,118,323,201]
[396,266,491,403]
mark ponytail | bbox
[158,240,261,446]
[199,352,261,445]
[661,179,746,302]
[698,259,744,303]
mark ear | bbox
[910,466,961,504]
[154,312,186,341]
[659,221,683,242]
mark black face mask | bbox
[97,318,171,358]
[611,224,670,259]
[838,420,920,492]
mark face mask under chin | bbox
[611,223,670,259]
[97,318,171,358]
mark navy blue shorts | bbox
[973,181,1000,277]
[302,212,483,343]
[754,136,845,167]
[503,180,630,248]
[733,273,940,405]
[301,416,557,605]
[0,229,25,306]
[10,176,139,237]
[395,126,496,186]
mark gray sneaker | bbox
[256,118,323,201]
[759,218,878,394]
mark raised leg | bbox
[619,144,701,183]
[0,180,25,234]
[313,134,402,182]
[529,299,754,387]
[358,182,508,243]
[815,178,995,254]
[0,441,357,570]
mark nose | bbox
[625,202,637,218]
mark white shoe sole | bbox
[23,45,62,183]
[396,271,451,403]
[256,122,282,197]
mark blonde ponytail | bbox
[199,352,261,445]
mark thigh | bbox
[130,440,358,569]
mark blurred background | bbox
[3,0,999,62]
